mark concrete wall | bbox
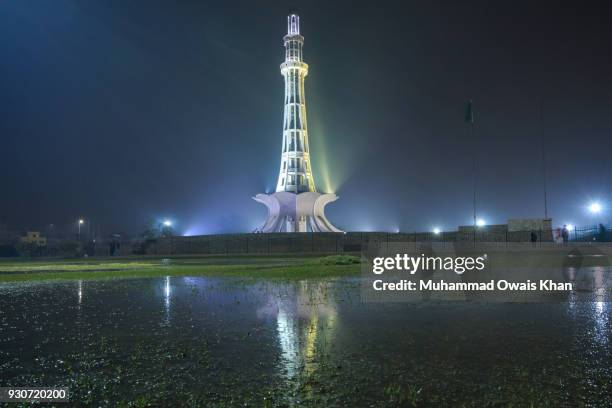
[508,218,554,241]
[0,228,563,258]
[458,220,554,243]
[131,229,557,256]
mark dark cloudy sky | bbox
[1,0,611,235]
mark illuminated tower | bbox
[254,15,341,232]
[276,14,315,193]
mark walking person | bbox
[598,223,606,242]
[530,231,538,246]
[562,225,569,244]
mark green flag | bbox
[465,100,474,123]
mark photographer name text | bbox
[372,279,573,291]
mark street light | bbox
[78,219,84,240]
[160,219,174,239]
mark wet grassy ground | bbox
[0,255,360,282]
[0,257,610,406]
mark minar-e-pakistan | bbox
[254,14,342,233]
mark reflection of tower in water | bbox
[274,281,338,381]
[276,306,299,378]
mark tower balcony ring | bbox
[283,34,304,43]
[280,62,308,75]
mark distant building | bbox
[507,218,552,233]
[508,218,554,241]
[21,231,47,247]
[458,224,508,234]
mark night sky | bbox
[1,0,611,236]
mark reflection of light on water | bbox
[75,280,84,325]
[305,311,318,360]
[276,306,299,378]
[164,276,171,325]
[595,301,604,314]
[78,280,83,305]
[566,266,609,348]
[591,301,608,347]
[590,267,608,346]
[303,309,319,379]
[593,266,606,303]
[566,291,576,316]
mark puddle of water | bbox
[0,277,610,406]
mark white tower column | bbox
[276,14,315,194]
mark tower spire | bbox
[288,14,300,35]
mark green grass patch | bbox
[0,257,360,283]
[316,255,361,265]
[0,262,157,273]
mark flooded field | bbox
[1,277,610,406]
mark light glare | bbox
[589,202,602,214]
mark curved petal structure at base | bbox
[253,192,342,233]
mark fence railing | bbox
[569,224,611,242]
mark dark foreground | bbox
[0,277,610,407]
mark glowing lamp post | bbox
[161,220,174,240]
[588,202,603,228]
[161,220,174,254]
[78,219,84,240]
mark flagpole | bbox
[467,100,477,245]
[472,120,476,231]
[540,100,548,219]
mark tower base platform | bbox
[253,191,342,233]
